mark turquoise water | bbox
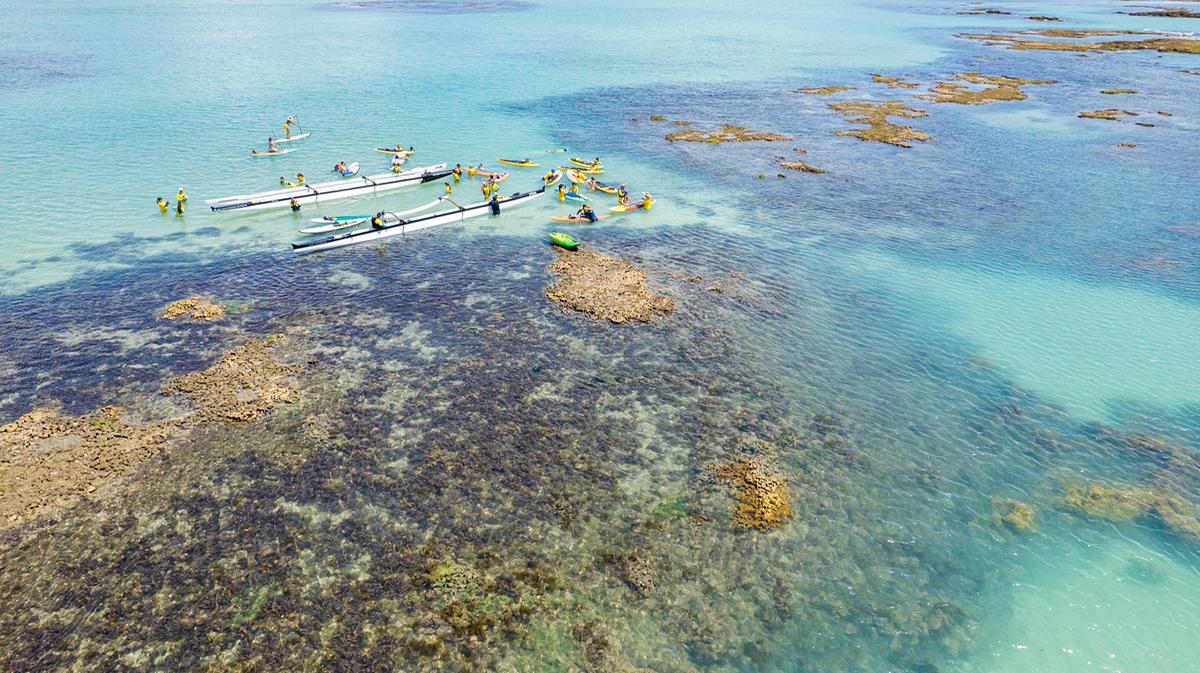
[2,0,1199,671]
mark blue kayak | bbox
[564,192,589,202]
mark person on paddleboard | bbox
[157,197,168,214]
[585,176,597,191]
[567,182,581,195]
[283,116,295,139]
[617,184,629,205]
[267,137,278,153]
[641,192,653,209]
[557,183,567,202]
[544,170,556,183]
[576,203,597,223]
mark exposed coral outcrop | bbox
[924,72,1055,104]
[778,160,827,173]
[159,295,226,321]
[546,250,675,324]
[163,334,299,422]
[665,124,791,143]
[962,31,1200,54]
[707,458,793,530]
[791,85,856,95]
[0,406,179,525]
[872,74,920,89]
[1101,88,1138,94]
[829,101,931,147]
[1078,108,1138,120]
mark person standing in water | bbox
[177,187,188,204]
[452,164,463,182]
[290,198,301,213]
[175,199,185,217]
[557,183,567,202]
[156,197,168,214]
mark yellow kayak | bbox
[563,165,603,175]
[498,158,539,167]
[569,157,602,170]
[610,199,654,213]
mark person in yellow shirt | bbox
[283,116,295,139]
[156,197,168,214]
[557,183,566,201]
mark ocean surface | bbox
[1,0,1199,671]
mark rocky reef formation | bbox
[872,73,920,89]
[1078,108,1138,120]
[924,72,1056,104]
[706,458,793,530]
[159,295,226,321]
[164,334,300,422]
[1061,483,1200,541]
[1125,8,1200,18]
[778,160,827,173]
[546,249,675,324]
[1101,88,1138,94]
[992,497,1036,533]
[962,30,1200,54]
[665,123,791,143]
[829,101,931,147]
[0,406,178,526]
[791,85,856,95]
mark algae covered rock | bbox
[1078,108,1138,120]
[924,72,1055,105]
[546,249,675,324]
[791,85,856,95]
[1061,482,1200,541]
[665,124,791,143]
[159,295,226,321]
[163,334,299,422]
[992,497,1036,533]
[829,101,931,147]
[706,458,793,530]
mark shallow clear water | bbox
[1,0,1199,671]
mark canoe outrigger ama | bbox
[205,163,452,213]
[291,187,546,254]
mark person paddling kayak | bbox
[616,184,629,205]
[576,203,598,222]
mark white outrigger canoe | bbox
[292,187,545,254]
[205,163,452,213]
[298,197,447,235]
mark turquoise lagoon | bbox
[1,0,1199,671]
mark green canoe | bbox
[548,232,578,250]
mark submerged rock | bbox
[829,100,931,147]
[163,334,299,422]
[706,458,793,530]
[1125,8,1200,18]
[1101,88,1138,94]
[648,114,667,121]
[665,123,791,143]
[1061,483,1200,541]
[778,160,827,173]
[924,72,1055,105]
[159,295,226,321]
[791,85,856,95]
[1027,15,1061,21]
[546,249,675,324]
[0,406,178,526]
[992,497,1036,533]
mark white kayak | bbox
[275,133,310,143]
[251,148,295,157]
[340,162,360,177]
[292,188,545,254]
[299,217,369,235]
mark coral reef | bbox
[706,458,793,530]
[872,74,920,89]
[1061,483,1200,541]
[546,249,675,324]
[961,31,1200,54]
[0,406,178,526]
[992,497,1035,533]
[1101,88,1138,94]
[163,334,299,422]
[924,72,1055,104]
[791,85,856,95]
[1078,108,1138,120]
[778,160,827,173]
[829,101,931,147]
[1126,8,1200,18]
[159,295,226,321]
[665,124,791,143]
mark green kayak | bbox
[548,232,578,250]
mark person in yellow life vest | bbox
[295,173,305,185]
[641,192,653,209]
[489,181,500,198]
[543,170,555,183]
[557,183,567,201]
[452,164,462,182]
[585,176,597,191]
[279,176,288,186]
[156,197,168,214]
[290,198,301,213]
[444,182,452,195]
[177,187,188,203]
[567,182,581,196]
[371,212,384,229]
[467,165,477,177]
[283,116,295,139]
[481,180,490,198]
